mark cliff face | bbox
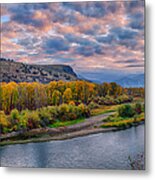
[0,59,78,83]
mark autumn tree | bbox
[52,90,62,105]
[0,111,9,134]
[63,88,73,103]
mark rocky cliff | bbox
[0,58,78,83]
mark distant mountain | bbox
[77,69,129,84]
[115,74,144,87]
[0,58,78,83]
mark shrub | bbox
[67,112,77,120]
[18,110,30,128]
[98,97,105,105]
[116,95,132,104]
[56,103,90,121]
[78,103,90,118]
[38,108,51,127]
[134,103,142,114]
[59,104,69,114]
[10,109,20,121]
[104,95,115,105]
[58,104,70,121]
[118,104,135,118]
[47,106,58,121]
[69,101,75,106]
[23,110,40,129]
[0,111,9,133]
[88,101,100,109]
[10,109,20,129]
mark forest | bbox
[0,80,144,134]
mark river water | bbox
[0,125,144,169]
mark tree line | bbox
[0,80,144,114]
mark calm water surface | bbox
[0,125,144,169]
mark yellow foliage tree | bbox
[63,88,72,104]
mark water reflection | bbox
[0,125,144,169]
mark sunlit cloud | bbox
[1,1,145,79]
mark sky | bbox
[1,0,145,82]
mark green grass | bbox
[91,100,144,117]
[101,112,144,128]
[91,105,120,116]
[48,118,85,128]
[133,97,144,103]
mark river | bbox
[0,125,144,169]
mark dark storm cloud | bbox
[43,37,70,54]
[62,2,106,18]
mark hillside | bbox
[0,58,78,83]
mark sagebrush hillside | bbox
[0,58,78,83]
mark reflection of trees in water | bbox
[30,143,49,168]
[128,153,145,170]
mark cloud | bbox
[62,2,106,18]
[118,39,138,49]
[126,0,144,13]
[125,64,144,68]
[17,37,40,50]
[1,1,144,77]
[43,37,70,54]
[12,14,43,28]
[128,12,144,30]
[75,46,94,57]
[65,33,93,46]
[8,4,51,30]
[75,43,104,57]
[116,59,139,64]
[110,27,138,40]
[96,34,114,44]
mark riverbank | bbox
[0,125,145,169]
[0,112,144,146]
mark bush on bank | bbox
[0,103,90,134]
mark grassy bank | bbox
[48,118,85,128]
[0,101,145,146]
[101,103,145,129]
[91,105,120,116]
[101,115,144,128]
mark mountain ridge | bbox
[0,58,78,83]
[115,73,144,87]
